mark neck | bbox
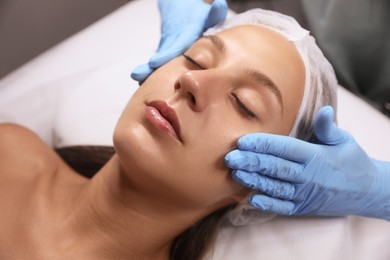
[59,155,207,260]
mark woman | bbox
[0,9,337,260]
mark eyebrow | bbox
[202,35,284,111]
[202,35,226,54]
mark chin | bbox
[113,118,176,177]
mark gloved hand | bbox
[131,0,227,83]
[225,106,390,220]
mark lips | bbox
[145,100,182,142]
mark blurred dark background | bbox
[0,0,307,79]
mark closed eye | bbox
[182,54,205,70]
[231,93,256,119]
[183,54,256,119]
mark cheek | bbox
[113,110,238,207]
[170,152,247,209]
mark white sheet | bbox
[208,215,390,260]
[0,0,159,147]
[1,0,390,258]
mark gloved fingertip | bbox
[320,105,334,114]
[315,106,334,125]
[224,153,231,163]
[236,135,250,149]
[149,53,168,68]
[224,150,245,169]
[232,170,249,181]
[236,133,264,151]
[250,195,294,215]
[314,105,349,145]
[232,170,261,190]
[150,47,190,68]
[130,73,145,83]
[248,195,269,211]
[131,64,154,82]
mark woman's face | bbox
[114,25,305,211]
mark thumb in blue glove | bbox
[225,106,390,220]
[131,0,227,83]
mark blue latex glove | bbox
[225,106,390,220]
[131,0,227,83]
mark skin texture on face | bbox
[114,24,305,214]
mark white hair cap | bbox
[204,9,338,225]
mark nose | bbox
[174,70,227,112]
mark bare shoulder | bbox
[0,123,61,180]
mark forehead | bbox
[211,24,306,126]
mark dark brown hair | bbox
[56,146,232,260]
[170,204,234,260]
